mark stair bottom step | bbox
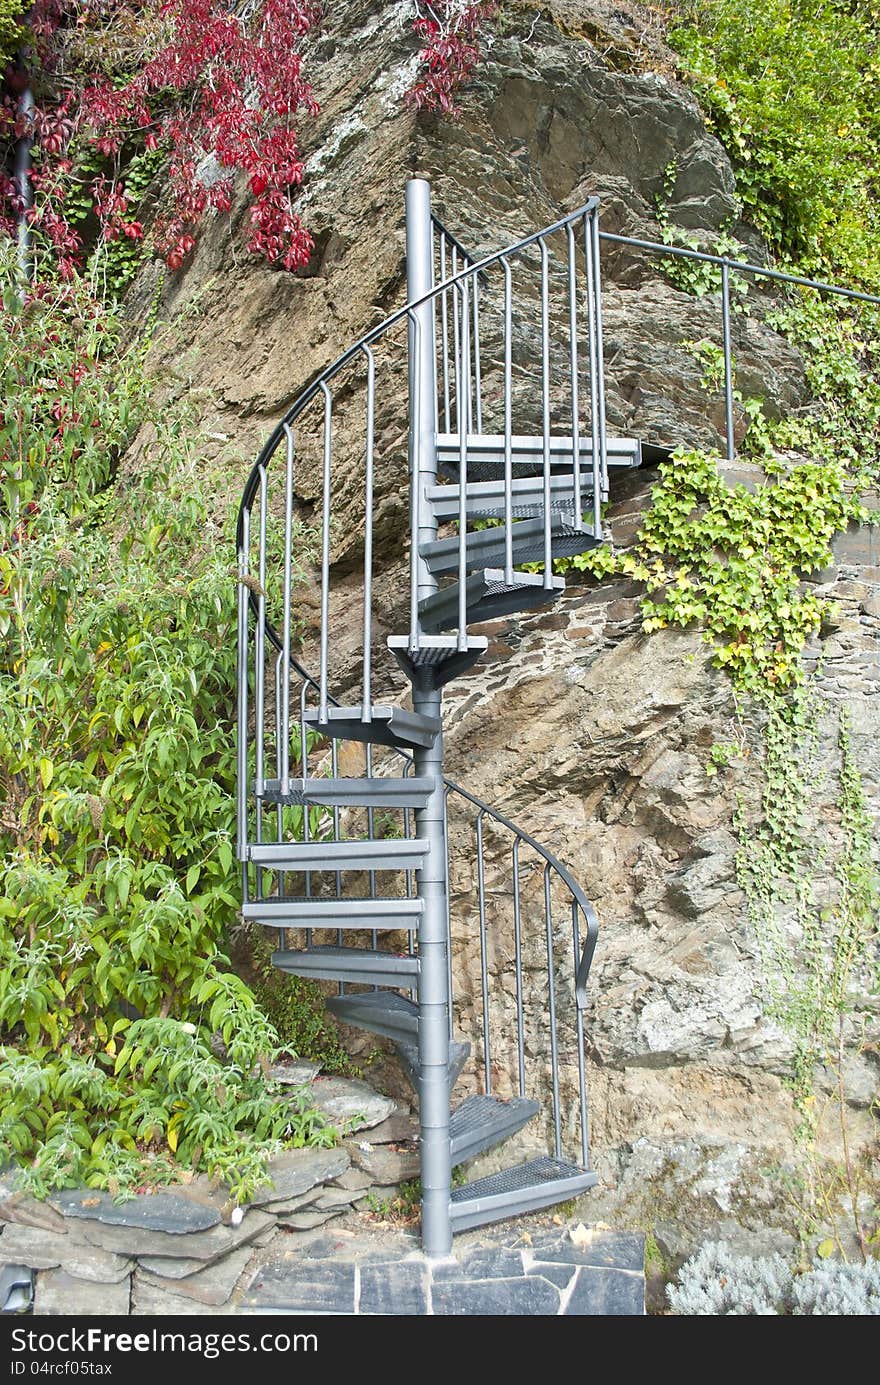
[450,1094,540,1164]
[450,1156,597,1233]
[326,989,419,1042]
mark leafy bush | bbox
[0,256,333,1200]
[668,0,880,285]
[669,1241,880,1314]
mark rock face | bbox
[133,0,879,1252]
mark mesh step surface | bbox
[258,777,435,809]
[326,990,420,1043]
[449,1094,540,1164]
[248,838,427,873]
[449,1156,598,1233]
[419,569,565,633]
[302,705,440,750]
[436,432,641,481]
[244,896,423,929]
[419,516,600,576]
[426,472,594,523]
[272,947,419,988]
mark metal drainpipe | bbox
[405,176,453,1259]
[14,82,34,283]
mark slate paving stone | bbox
[251,1147,350,1208]
[257,1190,323,1217]
[529,1230,645,1273]
[70,1207,275,1261]
[269,1059,321,1085]
[0,1224,68,1270]
[55,1189,220,1234]
[312,1187,357,1210]
[60,1245,134,1284]
[276,1207,346,1231]
[308,1077,395,1131]
[348,1140,420,1183]
[34,1268,130,1316]
[359,1261,427,1316]
[0,1186,68,1234]
[431,1273,562,1316]
[140,1245,256,1306]
[243,1259,356,1313]
[330,1167,374,1192]
[564,1267,646,1316]
[131,1275,231,1317]
[524,1261,577,1289]
[432,1247,525,1282]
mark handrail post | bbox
[721,260,735,463]
[405,177,452,1259]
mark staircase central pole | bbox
[406,176,453,1259]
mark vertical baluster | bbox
[236,510,250,871]
[502,257,514,585]
[476,811,491,1095]
[590,211,608,496]
[451,246,461,433]
[539,239,552,587]
[300,684,310,946]
[280,424,294,796]
[566,224,583,529]
[440,235,451,432]
[457,276,471,650]
[472,270,483,434]
[544,865,561,1159]
[408,313,421,650]
[366,743,377,976]
[721,260,735,463]
[584,215,602,533]
[443,788,453,1040]
[362,347,375,721]
[318,386,332,723]
[571,900,589,1169]
[512,839,525,1097]
[254,466,268,796]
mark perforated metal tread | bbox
[326,990,419,1042]
[449,1156,597,1232]
[426,472,595,523]
[248,838,427,873]
[395,1038,471,1095]
[419,516,601,576]
[272,947,420,988]
[436,432,641,482]
[245,895,424,929]
[419,569,565,633]
[449,1094,540,1164]
[257,777,435,809]
[302,705,441,750]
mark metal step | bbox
[258,777,435,809]
[426,472,595,523]
[244,896,424,930]
[247,838,427,873]
[419,516,601,576]
[272,947,420,988]
[436,433,641,481]
[449,1156,598,1233]
[449,1095,541,1164]
[395,1038,471,1096]
[419,569,565,633]
[387,634,488,689]
[326,990,419,1043]
[303,705,440,750]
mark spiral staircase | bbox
[235,179,647,1257]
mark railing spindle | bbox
[361,346,375,720]
[476,811,491,1095]
[512,839,525,1097]
[503,257,514,585]
[540,238,552,587]
[566,223,582,528]
[280,424,294,795]
[318,387,332,723]
[721,260,735,463]
[544,864,562,1159]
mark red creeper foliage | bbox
[407,1,497,114]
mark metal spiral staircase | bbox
[235,179,646,1257]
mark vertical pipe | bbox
[440,236,450,432]
[405,177,451,1260]
[476,812,491,1096]
[254,466,268,795]
[502,258,514,585]
[539,239,552,587]
[361,347,375,720]
[590,212,608,497]
[443,789,454,1042]
[456,277,471,650]
[584,215,602,531]
[567,223,582,528]
[318,385,332,723]
[279,425,294,796]
[472,273,483,434]
[14,86,34,283]
[512,839,525,1097]
[451,246,461,433]
[721,260,735,463]
[572,901,589,1168]
[544,866,562,1159]
[235,512,250,864]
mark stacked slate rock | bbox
[0,1068,421,1316]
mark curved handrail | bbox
[235,193,599,554]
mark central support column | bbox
[406,176,453,1258]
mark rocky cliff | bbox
[134,0,879,1256]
